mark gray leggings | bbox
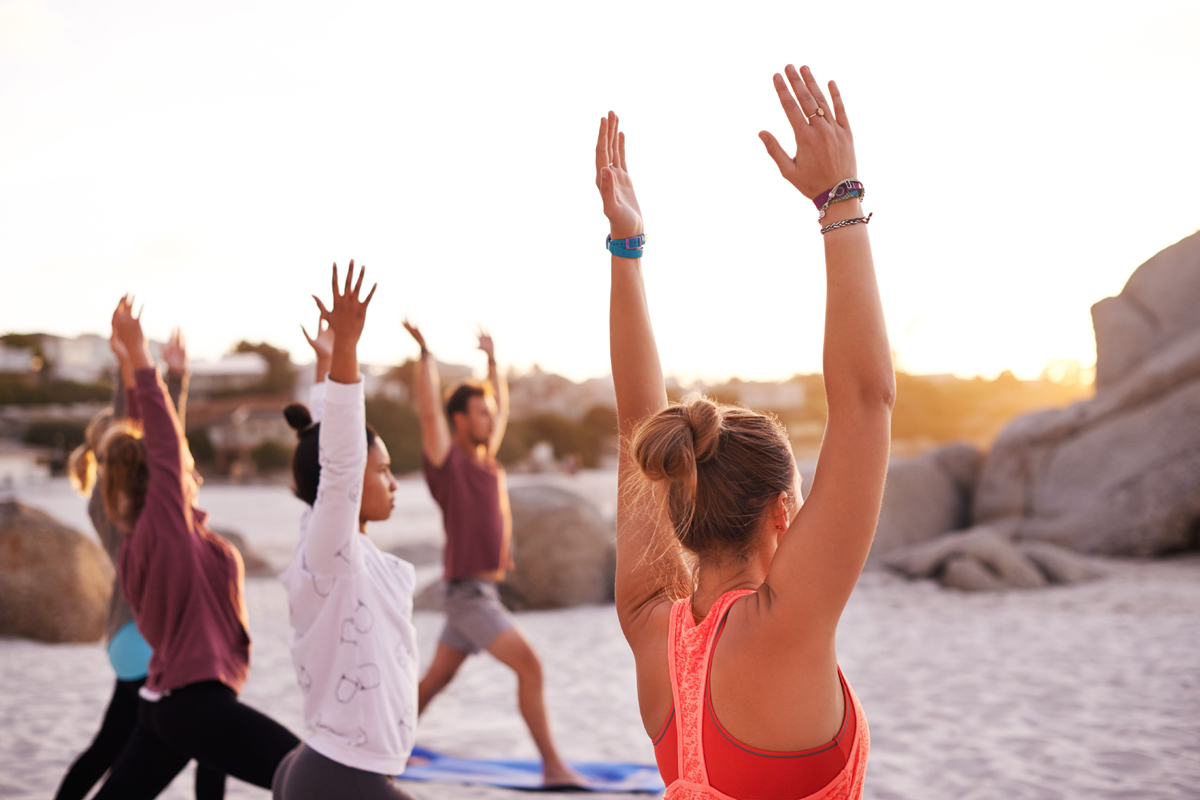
[272,744,419,800]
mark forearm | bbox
[329,342,358,386]
[610,257,668,437]
[819,200,895,412]
[313,355,331,384]
[414,355,442,424]
[308,380,366,574]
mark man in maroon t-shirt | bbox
[405,323,581,787]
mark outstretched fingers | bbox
[362,283,377,307]
[784,64,819,120]
[344,259,355,296]
[595,116,610,181]
[618,131,627,172]
[312,294,331,317]
[758,130,793,176]
[353,263,366,298]
[828,80,850,130]
[773,72,807,133]
[799,65,832,123]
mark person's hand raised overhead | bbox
[476,326,494,362]
[595,111,643,240]
[162,327,188,376]
[112,295,152,371]
[302,310,335,383]
[759,64,857,199]
[313,260,375,385]
[402,319,427,355]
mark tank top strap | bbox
[666,589,756,795]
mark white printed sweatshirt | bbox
[280,378,419,775]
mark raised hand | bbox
[759,64,857,200]
[111,295,152,371]
[402,319,427,355]
[477,325,494,362]
[301,313,335,361]
[162,328,188,375]
[313,260,375,384]
[595,111,643,240]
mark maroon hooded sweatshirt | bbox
[119,367,251,696]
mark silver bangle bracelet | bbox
[820,212,873,235]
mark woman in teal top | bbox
[55,329,226,800]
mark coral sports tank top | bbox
[652,589,870,800]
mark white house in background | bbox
[188,353,269,395]
[0,442,51,489]
[0,346,33,374]
[734,381,807,411]
[39,334,115,383]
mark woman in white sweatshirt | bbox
[273,262,420,800]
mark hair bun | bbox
[683,398,722,464]
[284,403,313,433]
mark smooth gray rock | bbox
[1092,230,1200,391]
[502,485,615,610]
[866,442,983,567]
[942,555,1008,592]
[1017,542,1106,584]
[884,523,1046,589]
[974,327,1200,556]
[0,501,114,643]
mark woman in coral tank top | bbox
[595,64,893,800]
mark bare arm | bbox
[758,65,895,636]
[301,313,334,385]
[161,327,189,428]
[478,329,509,456]
[597,112,688,638]
[404,321,452,467]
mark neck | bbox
[692,554,767,617]
[453,434,485,461]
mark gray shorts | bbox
[439,579,514,655]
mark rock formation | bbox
[973,231,1200,557]
[0,501,114,642]
[501,485,615,610]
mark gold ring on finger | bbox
[807,107,824,121]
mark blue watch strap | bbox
[606,233,646,258]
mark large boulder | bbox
[0,501,114,642]
[974,326,1200,556]
[972,232,1200,557]
[869,442,982,565]
[1092,231,1200,391]
[502,485,615,610]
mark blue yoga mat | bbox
[398,746,666,793]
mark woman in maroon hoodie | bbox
[93,296,299,799]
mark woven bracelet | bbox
[820,212,873,234]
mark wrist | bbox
[819,199,863,224]
[129,345,153,372]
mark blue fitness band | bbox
[606,233,646,258]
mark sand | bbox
[2,477,1199,799]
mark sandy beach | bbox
[2,478,1199,799]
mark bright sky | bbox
[2,0,1198,383]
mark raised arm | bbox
[161,327,190,427]
[597,112,688,635]
[758,65,895,633]
[302,312,334,422]
[111,296,188,527]
[404,321,452,467]
[477,328,508,457]
[305,261,377,575]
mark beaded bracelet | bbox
[820,213,872,235]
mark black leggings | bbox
[54,677,226,800]
[93,681,299,800]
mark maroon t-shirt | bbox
[422,446,509,581]
[121,368,251,695]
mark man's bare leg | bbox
[487,628,584,786]
[418,643,469,715]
